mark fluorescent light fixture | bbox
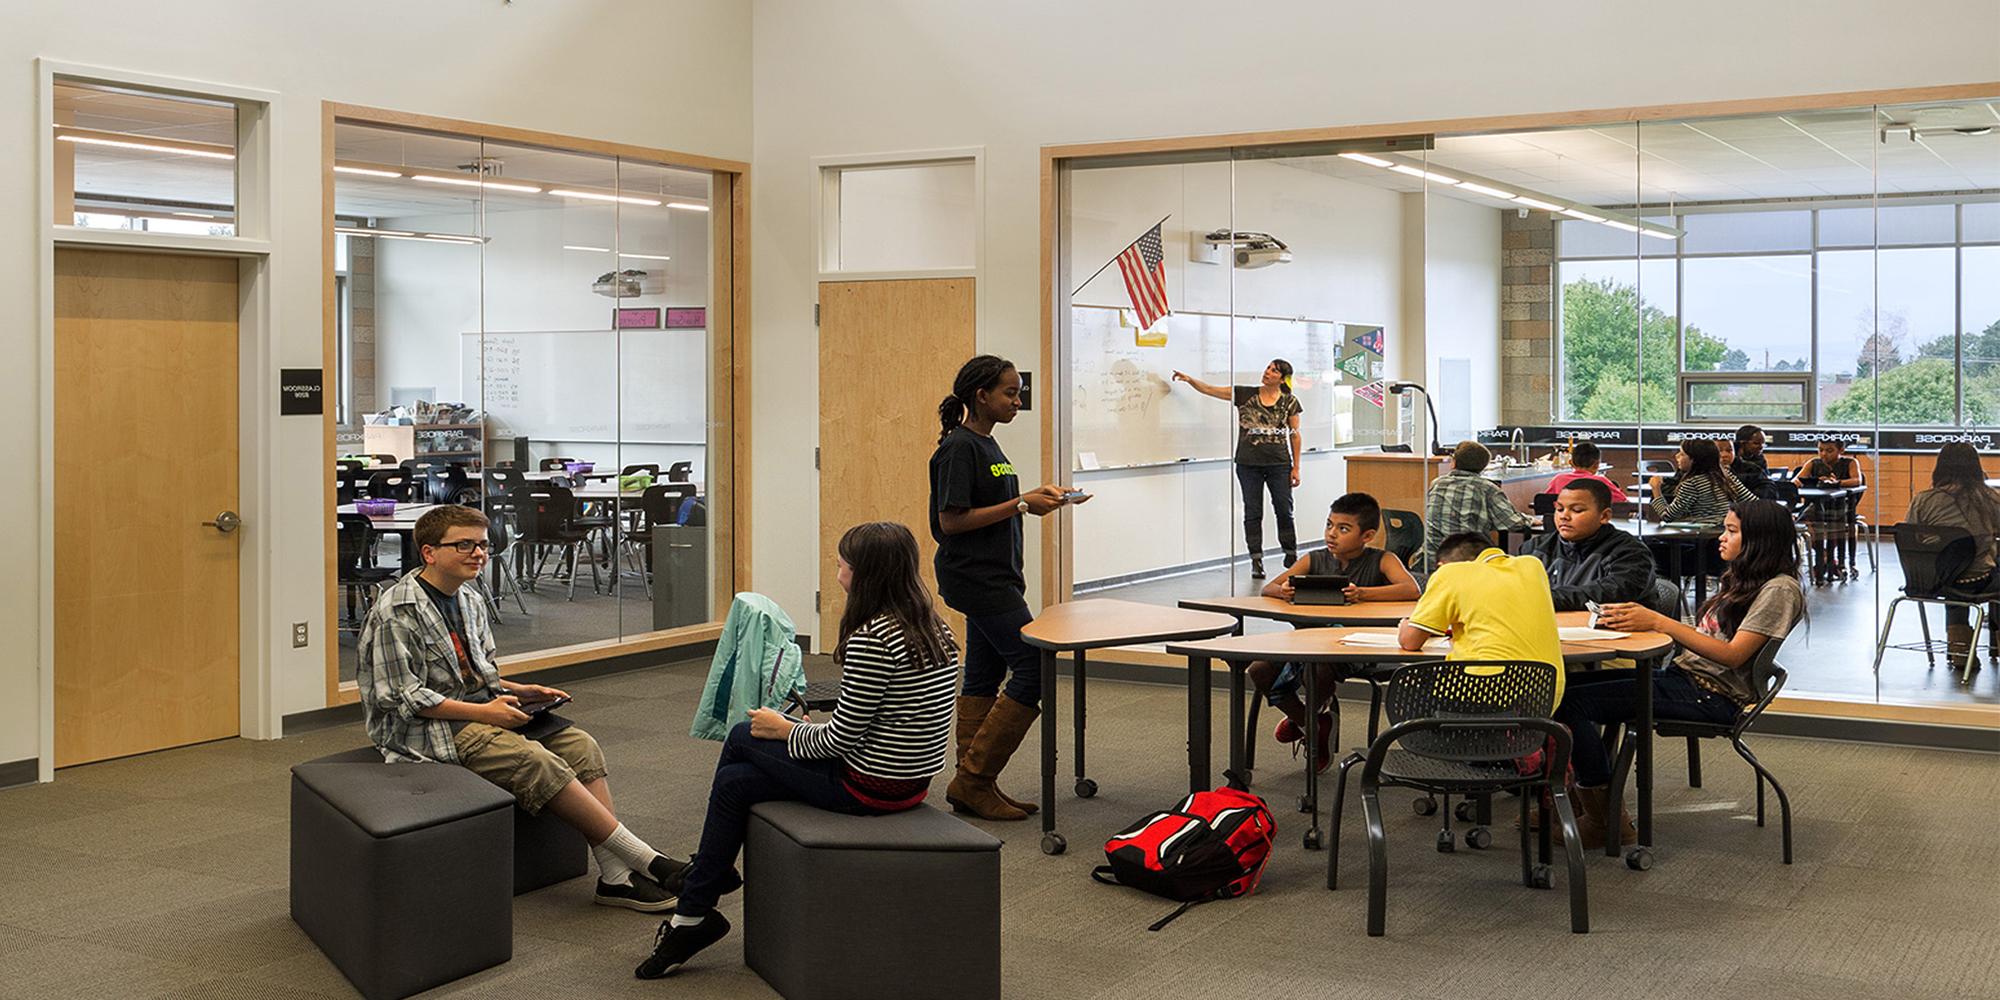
[1455,181,1516,200]
[57,132,235,160]
[1640,228,1680,241]
[547,189,663,206]
[172,211,218,218]
[1388,163,1460,185]
[666,202,709,212]
[563,244,611,253]
[334,165,403,178]
[1513,196,1563,212]
[1338,152,1395,167]
[412,174,543,194]
[335,225,485,245]
[1560,208,1607,223]
[1602,220,1639,233]
[619,251,672,261]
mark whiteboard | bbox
[1068,306,1386,469]
[462,330,708,444]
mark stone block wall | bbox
[1500,209,1555,425]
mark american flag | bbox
[1114,222,1170,330]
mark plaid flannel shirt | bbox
[356,569,504,763]
[1423,470,1533,570]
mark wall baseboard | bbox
[0,757,39,789]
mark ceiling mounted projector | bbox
[1203,229,1292,269]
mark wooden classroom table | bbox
[1165,611,1674,867]
[1017,598,1237,856]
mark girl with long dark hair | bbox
[1907,442,2000,666]
[930,354,1085,821]
[1794,439,1867,583]
[1554,500,1804,850]
[1651,437,1755,524]
[637,522,960,978]
[1171,359,1303,577]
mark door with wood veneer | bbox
[55,248,241,766]
[817,278,977,648]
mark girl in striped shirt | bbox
[638,521,959,980]
[1651,438,1755,524]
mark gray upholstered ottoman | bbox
[290,754,515,1000]
[302,747,589,895]
[743,801,1002,1000]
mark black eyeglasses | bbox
[433,539,492,554]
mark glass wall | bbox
[332,119,728,685]
[52,78,238,235]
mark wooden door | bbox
[817,278,976,648]
[55,249,241,766]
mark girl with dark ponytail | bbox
[928,354,1087,821]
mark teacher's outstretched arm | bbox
[1170,370,1232,402]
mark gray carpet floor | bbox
[4,657,1997,999]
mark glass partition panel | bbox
[54,78,237,235]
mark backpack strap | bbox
[1148,899,1204,932]
[1090,866,1121,887]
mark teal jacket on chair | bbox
[691,592,806,741]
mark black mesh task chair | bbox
[1874,524,1999,682]
[1611,641,1796,865]
[1327,659,1587,936]
[507,484,601,600]
[336,513,398,630]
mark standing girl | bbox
[1171,359,1303,577]
[931,355,1083,821]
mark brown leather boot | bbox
[946,694,1039,821]
[1572,785,1638,850]
[955,695,1034,814]
[1947,624,1983,670]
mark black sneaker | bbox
[594,876,676,912]
[635,912,731,979]
[646,854,694,894]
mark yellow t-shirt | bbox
[1407,548,1566,706]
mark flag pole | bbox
[1068,214,1172,297]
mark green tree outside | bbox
[1560,276,1726,422]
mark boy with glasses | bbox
[357,504,687,911]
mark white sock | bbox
[670,912,703,928]
[601,823,665,876]
[592,842,635,886]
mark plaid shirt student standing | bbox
[1423,470,1534,571]
[356,569,505,763]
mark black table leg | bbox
[1073,650,1094,798]
[1300,665,1323,849]
[1228,660,1246,786]
[1633,653,1656,869]
[1040,648,1063,855]
[1188,654,1211,793]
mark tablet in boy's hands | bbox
[518,694,571,715]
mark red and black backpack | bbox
[1091,784,1276,930]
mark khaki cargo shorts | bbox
[453,723,608,815]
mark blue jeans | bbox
[1554,668,1740,787]
[1235,463,1296,559]
[962,604,1042,707]
[676,723,875,918]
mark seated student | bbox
[1545,442,1628,503]
[1558,500,1803,849]
[1523,478,1657,611]
[1906,442,2000,666]
[1424,440,1534,571]
[1794,439,1866,582]
[357,505,684,912]
[1249,493,1420,770]
[1731,424,1778,500]
[637,521,958,979]
[1399,532,1566,707]
[1651,438,1755,524]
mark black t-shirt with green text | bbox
[929,426,1027,616]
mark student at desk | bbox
[1794,439,1865,582]
[1250,492,1419,770]
[1523,479,1658,611]
[1651,438,1754,525]
[1423,440,1534,572]
[1398,532,1565,705]
[1545,442,1627,503]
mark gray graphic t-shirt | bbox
[1232,385,1302,466]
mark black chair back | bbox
[539,456,579,472]
[1768,479,1802,515]
[336,513,377,574]
[641,483,699,530]
[508,484,581,542]
[1892,523,1978,599]
[1383,659,1558,764]
[370,454,398,465]
[1532,493,1557,532]
[622,463,662,477]
[1380,508,1423,566]
[667,460,694,483]
[485,467,526,497]
[367,470,411,502]
[336,459,364,476]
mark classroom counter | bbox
[1343,452,1560,515]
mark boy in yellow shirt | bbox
[1398,532,1566,707]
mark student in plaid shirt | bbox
[357,504,688,912]
[1422,440,1534,572]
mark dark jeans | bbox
[1946,570,1996,629]
[1235,462,1297,560]
[1554,667,1740,787]
[962,604,1042,706]
[677,723,875,918]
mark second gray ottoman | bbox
[743,801,1001,1000]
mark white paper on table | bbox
[1557,627,1629,641]
[1341,631,1448,651]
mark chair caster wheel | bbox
[1624,847,1654,871]
[1454,801,1477,822]
[1303,829,1323,851]
[1465,827,1493,850]
[1074,778,1098,798]
[1530,865,1555,890]
[1041,832,1067,855]
[1297,795,1313,813]
[1435,830,1455,853]
[1412,796,1438,817]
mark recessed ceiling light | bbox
[548,189,663,206]
[1455,181,1516,200]
[619,251,672,261]
[334,165,403,178]
[1640,228,1680,241]
[563,244,611,253]
[1388,163,1460,185]
[1561,208,1607,223]
[1513,197,1563,212]
[666,202,709,212]
[57,133,235,160]
[336,225,485,245]
[412,174,543,194]
[1602,220,1639,233]
[1338,152,1395,168]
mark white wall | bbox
[1424,193,1505,442]
[3,0,751,773]
[750,0,2000,633]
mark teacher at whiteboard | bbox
[1171,359,1302,578]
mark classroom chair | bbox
[1874,524,1999,683]
[507,484,601,600]
[336,514,397,630]
[1380,509,1423,568]
[1328,659,1587,936]
[667,460,694,483]
[621,463,661,477]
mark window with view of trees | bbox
[1558,203,1998,426]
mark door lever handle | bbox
[201,510,242,533]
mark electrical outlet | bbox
[292,622,310,648]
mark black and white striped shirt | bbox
[787,615,958,781]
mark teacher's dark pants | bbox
[1236,463,1297,562]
